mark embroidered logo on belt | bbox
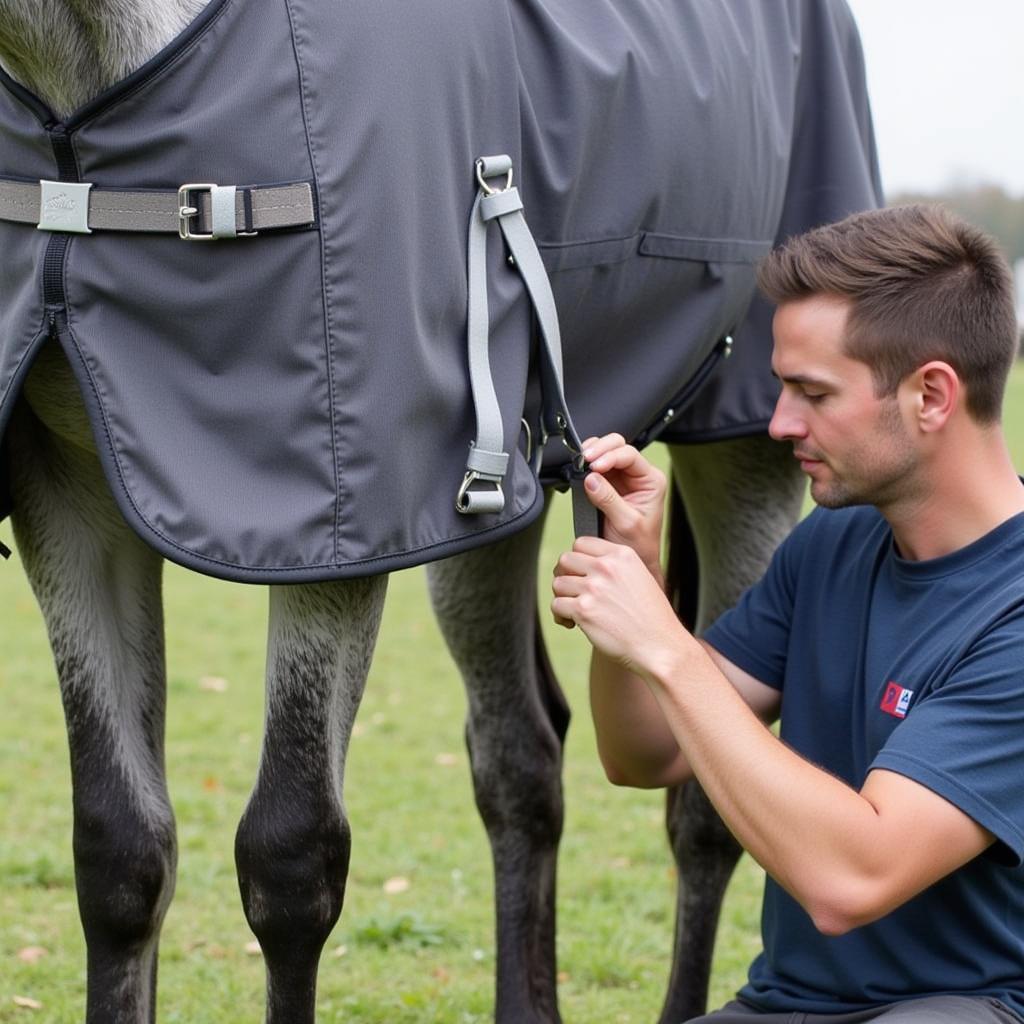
[880,681,914,719]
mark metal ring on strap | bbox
[475,156,513,196]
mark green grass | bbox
[4,362,1024,1022]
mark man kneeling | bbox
[552,205,1024,1023]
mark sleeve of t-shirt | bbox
[870,615,1024,865]
[702,509,820,691]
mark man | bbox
[551,205,1024,1023]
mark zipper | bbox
[41,123,78,312]
[632,333,736,449]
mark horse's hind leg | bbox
[659,435,804,1024]
[234,574,388,1024]
[7,397,174,1024]
[427,508,566,1024]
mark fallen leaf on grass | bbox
[434,753,458,766]
[383,876,410,894]
[202,776,223,792]
[557,971,571,984]
[13,996,43,1010]
[199,675,229,693]
[330,944,348,959]
[244,941,262,957]
[431,966,451,983]
[16,947,48,964]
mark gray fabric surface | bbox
[0,0,881,581]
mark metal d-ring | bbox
[455,470,504,514]
[520,418,534,465]
[475,159,513,196]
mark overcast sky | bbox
[844,0,1024,198]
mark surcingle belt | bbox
[0,0,881,582]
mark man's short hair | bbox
[757,205,1019,423]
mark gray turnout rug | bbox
[0,0,881,582]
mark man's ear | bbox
[904,361,959,432]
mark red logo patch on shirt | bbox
[880,681,913,719]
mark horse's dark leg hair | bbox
[7,393,174,1024]
[235,574,388,1024]
[658,436,804,1024]
[427,505,566,1024]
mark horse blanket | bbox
[0,0,881,583]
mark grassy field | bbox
[4,364,1024,1022]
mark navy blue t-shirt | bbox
[704,506,1024,1017]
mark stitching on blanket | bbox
[283,0,343,564]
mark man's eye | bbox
[803,392,827,403]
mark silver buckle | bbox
[179,183,255,241]
[178,183,217,241]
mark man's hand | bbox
[579,434,667,578]
[551,535,684,680]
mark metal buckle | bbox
[178,183,217,241]
[475,159,513,197]
[455,471,504,514]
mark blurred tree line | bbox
[890,184,1024,265]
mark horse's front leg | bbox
[7,395,174,1024]
[659,435,805,1023]
[234,575,388,1024]
[427,508,567,1024]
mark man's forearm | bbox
[644,639,919,933]
[590,648,693,787]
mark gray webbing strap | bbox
[571,482,602,540]
[0,178,315,237]
[459,160,513,515]
[460,155,598,536]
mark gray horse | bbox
[0,1,880,1022]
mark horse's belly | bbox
[22,342,98,455]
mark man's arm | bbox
[589,641,780,788]
[555,534,995,935]
[560,434,780,788]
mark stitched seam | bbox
[132,493,540,574]
[283,0,343,564]
[59,292,150,538]
[251,202,308,212]
[90,208,178,218]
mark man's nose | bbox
[768,392,806,442]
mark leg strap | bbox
[460,155,597,535]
